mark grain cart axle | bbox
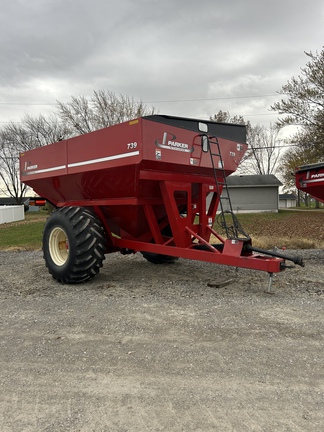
[20,115,303,284]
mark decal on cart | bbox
[155,132,193,153]
[22,151,140,175]
[311,172,324,179]
[127,141,138,150]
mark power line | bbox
[145,94,278,103]
[0,103,57,106]
[0,112,280,124]
[0,94,279,106]
[240,113,278,117]
[248,144,299,150]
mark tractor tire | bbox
[141,252,179,264]
[43,206,106,284]
[141,224,178,264]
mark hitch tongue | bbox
[245,245,304,267]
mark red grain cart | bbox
[20,115,303,286]
[295,162,324,204]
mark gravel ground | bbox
[0,249,323,431]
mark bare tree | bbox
[22,113,70,147]
[210,110,281,175]
[242,124,282,175]
[210,110,250,127]
[1,90,155,201]
[0,114,68,202]
[210,110,253,167]
[1,113,69,153]
[57,90,156,135]
[0,141,27,203]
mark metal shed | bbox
[222,174,282,213]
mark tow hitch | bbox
[244,244,304,267]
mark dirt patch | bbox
[0,249,323,431]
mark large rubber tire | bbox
[43,207,106,284]
[141,252,179,264]
[141,224,178,264]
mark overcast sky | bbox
[0,0,323,133]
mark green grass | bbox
[0,211,47,251]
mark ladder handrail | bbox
[206,135,250,241]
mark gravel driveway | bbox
[0,249,323,431]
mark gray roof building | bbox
[223,174,282,213]
[279,193,297,208]
[226,174,282,187]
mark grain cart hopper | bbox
[295,162,324,203]
[20,115,303,286]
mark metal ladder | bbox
[206,135,250,240]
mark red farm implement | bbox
[20,115,303,287]
[295,161,324,204]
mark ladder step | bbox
[206,139,241,238]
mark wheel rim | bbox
[49,227,69,266]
